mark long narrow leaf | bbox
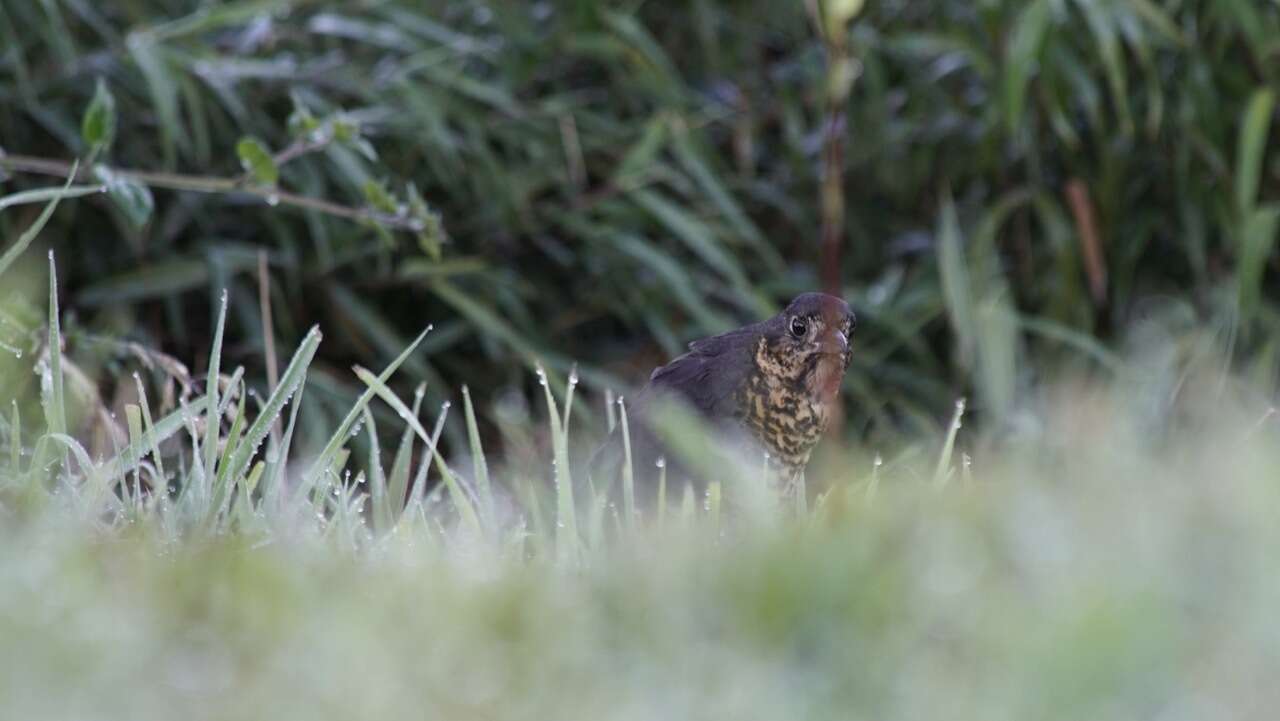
[0,162,81,279]
[304,326,431,484]
[223,326,321,481]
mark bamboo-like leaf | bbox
[1003,0,1051,133]
[126,34,184,166]
[1236,88,1275,218]
[1237,206,1280,324]
[937,194,975,368]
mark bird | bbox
[592,292,855,498]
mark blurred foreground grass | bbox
[2,372,1279,721]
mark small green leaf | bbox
[407,182,445,259]
[331,116,359,143]
[93,166,153,229]
[81,78,117,154]
[287,103,320,138]
[362,180,399,214]
[236,136,278,186]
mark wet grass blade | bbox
[618,396,636,532]
[932,398,967,488]
[538,364,577,563]
[362,406,389,535]
[44,252,68,476]
[304,326,430,484]
[102,393,209,480]
[386,383,425,525]
[223,326,321,482]
[204,289,228,486]
[353,367,480,537]
[462,385,494,530]
[133,374,167,492]
[8,401,20,477]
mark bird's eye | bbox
[789,317,808,338]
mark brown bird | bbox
[594,292,855,495]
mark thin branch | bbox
[0,153,424,232]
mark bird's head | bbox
[758,292,855,403]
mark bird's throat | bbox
[810,354,845,407]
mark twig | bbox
[0,153,425,232]
[1065,179,1108,305]
[819,109,847,294]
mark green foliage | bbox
[80,79,117,156]
[0,0,1278,446]
[235,137,279,187]
[93,166,155,230]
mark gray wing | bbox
[588,325,758,494]
[640,326,757,421]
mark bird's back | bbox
[589,324,761,496]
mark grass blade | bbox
[362,406,389,535]
[386,383,426,525]
[102,393,209,479]
[223,326,321,482]
[44,252,68,476]
[9,401,20,477]
[937,193,975,368]
[133,373,167,493]
[352,366,480,537]
[204,289,228,486]
[303,326,431,485]
[618,396,636,531]
[462,385,494,530]
[932,398,967,488]
[537,364,577,563]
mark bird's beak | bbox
[819,329,849,356]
